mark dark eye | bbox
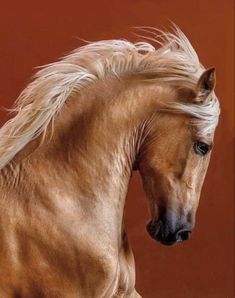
[194,141,211,156]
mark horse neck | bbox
[10,78,170,243]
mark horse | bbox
[0,26,220,297]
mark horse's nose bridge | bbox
[169,178,197,217]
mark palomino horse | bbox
[0,27,220,297]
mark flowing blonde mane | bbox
[0,26,220,170]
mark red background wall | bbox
[0,1,234,297]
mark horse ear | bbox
[195,67,216,103]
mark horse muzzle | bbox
[146,215,193,246]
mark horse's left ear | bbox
[196,67,216,102]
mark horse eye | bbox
[193,141,211,156]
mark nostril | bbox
[176,229,191,242]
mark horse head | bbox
[136,68,218,245]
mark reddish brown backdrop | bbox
[0,1,234,297]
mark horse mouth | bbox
[146,220,160,240]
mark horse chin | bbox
[146,220,160,240]
[146,222,177,246]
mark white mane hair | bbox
[0,26,220,170]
